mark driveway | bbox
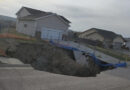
[104,66,130,80]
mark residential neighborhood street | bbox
[0,66,130,90]
[0,1,130,90]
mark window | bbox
[24,24,27,28]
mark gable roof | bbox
[82,28,124,41]
[17,7,71,23]
[24,7,46,15]
[93,28,117,40]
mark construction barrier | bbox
[0,33,35,41]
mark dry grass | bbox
[87,45,130,61]
[0,33,35,40]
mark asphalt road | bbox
[0,57,130,90]
[0,67,130,90]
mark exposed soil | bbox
[0,35,105,77]
[3,39,101,77]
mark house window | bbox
[24,24,27,28]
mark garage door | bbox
[41,28,63,40]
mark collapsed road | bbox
[0,38,127,77]
[50,40,127,68]
[0,65,130,90]
[5,41,100,77]
[0,39,130,90]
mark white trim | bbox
[35,14,70,27]
[42,27,65,33]
[41,27,64,40]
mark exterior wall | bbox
[113,42,122,49]
[126,39,130,48]
[17,8,30,18]
[84,33,104,42]
[113,37,124,49]
[36,15,69,32]
[16,20,36,36]
[103,40,113,48]
[79,30,96,38]
[126,42,130,48]
[113,37,124,43]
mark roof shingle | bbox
[19,7,71,23]
[85,28,124,41]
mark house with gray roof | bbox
[79,28,125,49]
[16,7,71,40]
[125,38,130,48]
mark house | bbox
[125,38,130,48]
[16,7,71,40]
[79,28,125,48]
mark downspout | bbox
[34,21,38,37]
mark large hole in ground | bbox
[6,40,113,77]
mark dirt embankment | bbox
[4,39,100,77]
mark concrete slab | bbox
[58,41,120,64]
[73,51,88,65]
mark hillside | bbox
[0,15,16,21]
[125,38,130,41]
[0,15,16,29]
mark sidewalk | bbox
[58,41,121,64]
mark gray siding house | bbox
[126,38,130,48]
[79,28,125,49]
[16,7,71,40]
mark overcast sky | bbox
[0,0,130,37]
